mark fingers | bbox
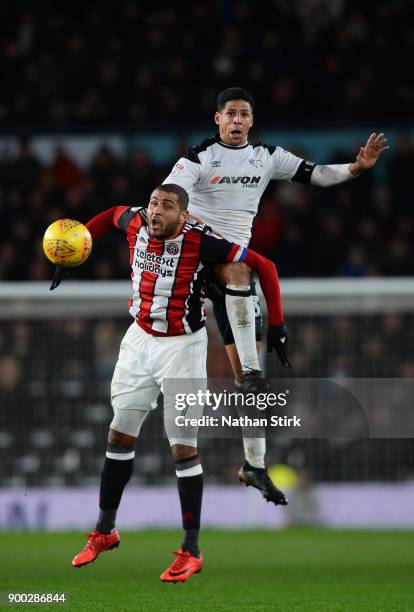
[361,133,390,160]
[279,352,292,368]
[267,344,292,367]
[375,133,388,146]
[376,133,390,153]
[366,132,389,148]
[277,347,292,368]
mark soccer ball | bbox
[43,219,92,267]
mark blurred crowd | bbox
[0,134,413,281]
[0,0,412,127]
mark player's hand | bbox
[50,265,63,290]
[350,133,389,174]
[189,213,223,237]
[267,324,292,368]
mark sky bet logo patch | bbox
[210,176,261,185]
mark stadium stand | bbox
[0,1,412,126]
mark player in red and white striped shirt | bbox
[69,183,289,582]
[84,189,286,339]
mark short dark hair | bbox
[153,183,189,210]
[217,87,254,112]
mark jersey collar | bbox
[214,133,250,150]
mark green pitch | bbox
[2,529,414,611]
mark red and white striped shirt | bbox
[86,206,284,336]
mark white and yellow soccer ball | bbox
[43,219,92,267]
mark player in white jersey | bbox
[163,87,389,504]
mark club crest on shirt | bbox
[249,159,263,168]
[166,242,179,255]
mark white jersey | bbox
[163,135,315,245]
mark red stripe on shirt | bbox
[126,215,144,265]
[166,231,202,335]
[136,238,165,332]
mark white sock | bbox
[243,437,266,469]
[225,284,260,373]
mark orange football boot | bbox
[160,548,203,583]
[72,529,120,567]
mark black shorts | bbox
[208,279,263,346]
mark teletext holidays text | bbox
[133,249,177,277]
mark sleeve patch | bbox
[232,245,248,262]
[227,244,248,262]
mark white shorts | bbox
[110,322,207,444]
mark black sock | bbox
[182,528,200,558]
[243,459,265,473]
[96,448,134,534]
[176,455,203,557]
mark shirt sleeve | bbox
[199,231,284,325]
[268,146,302,181]
[199,230,240,265]
[163,156,202,191]
[199,232,284,325]
[86,206,145,238]
[243,250,284,325]
[310,163,353,187]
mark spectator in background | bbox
[51,146,83,190]
[127,148,156,197]
[6,139,41,193]
[249,196,284,260]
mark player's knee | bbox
[215,262,251,286]
[108,427,136,448]
[170,443,197,462]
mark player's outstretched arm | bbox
[85,205,130,239]
[243,249,291,368]
[310,132,389,187]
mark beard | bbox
[148,218,181,240]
